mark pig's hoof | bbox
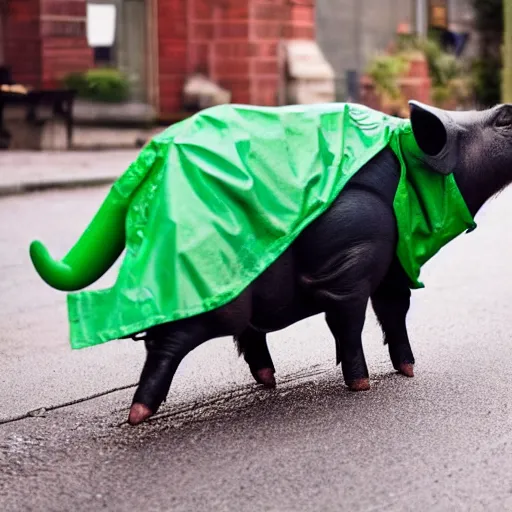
[128,403,153,425]
[398,363,414,378]
[253,368,276,389]
[347,378,370,391]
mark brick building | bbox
[0,0,93,94]
[0,0,477,122]
[0,0,318,120]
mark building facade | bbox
[0,0,317,119]
[0,0,93,92]
[0,0,477,119]
[316,0,477,101]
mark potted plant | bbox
[62,68,130,104]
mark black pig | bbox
[127,100,512,425]
[32,100,512,425]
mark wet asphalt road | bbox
[1,185,512,511]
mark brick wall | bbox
[249,0,315,106]
[4,0,42,86]
[4,0,316,113]
[3,0,92,88]
[158,0,188,113]
[40,0,93,88]
[0,3,5,64]
[210,1,251,104]
[158,0,316,116]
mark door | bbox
[116,0,148,102]
[87,0,148,102]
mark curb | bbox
[0,175,119,198]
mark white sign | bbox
[86,3,117,47]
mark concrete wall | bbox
[316,0,414,100]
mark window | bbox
[87,1,118,66]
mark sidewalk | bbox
[0,149,141,197]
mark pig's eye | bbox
[495,107,512,128]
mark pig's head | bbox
[408,100,512,216]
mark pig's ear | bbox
[407,100,456,175]
[409,101,447,156]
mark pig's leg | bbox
[326,296,371,391]
[128,320,210,425]
[293,149,401,390]
[370,257,415,377]
[128,289,253,425]
[235,328,276,388]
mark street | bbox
[1,181,512,511]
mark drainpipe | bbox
[415,0,427,37]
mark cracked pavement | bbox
[1,183,512,511]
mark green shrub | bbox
[470,0,503,106]
[62,71,89,95]
[63,68,130,103]
[367,53,409,102]
[366,35,473,109]
[471,58,502,106]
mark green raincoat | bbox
[31,102,476,349]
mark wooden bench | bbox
[0,67,76,149]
